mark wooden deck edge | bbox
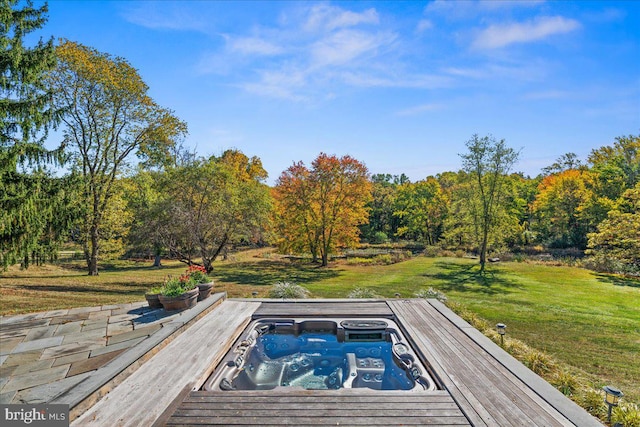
[230,298,391,302]
[52,292,227,421]
[426,299,603,427]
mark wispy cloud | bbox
[120,2,208,32]
[310,29,395,68]
[416,19,433,33]
[473,16,580,49]
[396,103,445,116]
[303,4,379,32]
[229,37,284,56]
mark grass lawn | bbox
[1,249,638,403]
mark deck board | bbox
[252,300,394,318]
[166,390,470,426]
[388,299,601,427]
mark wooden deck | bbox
[71,299,602,427]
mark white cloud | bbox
[310,29,394,68]
[396,103,445,116]
[416,19,433,33]
[304,4,379,32]
[121,3,208,32]
[473,16,580,49]
[229,37,284,56]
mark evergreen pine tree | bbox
[1,0,70,269]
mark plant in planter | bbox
[158,275,199,311]
[186,265,214,301]
[145,285,164,309]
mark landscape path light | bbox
[496,323,506,347]
[603,385,623,424]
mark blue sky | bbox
[40,1,639,183]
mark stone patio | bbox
[0,296,222,406]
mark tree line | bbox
[2,1,638,276]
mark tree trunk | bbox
[321,252,328,267]
[153,254,162,267]
[88,225,99,276]
[479,226,488,273]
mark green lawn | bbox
[1,252,638,403]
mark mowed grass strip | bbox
[1,252,638,403]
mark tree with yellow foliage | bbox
[47,40,187,275]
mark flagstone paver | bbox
[12,359,54,376]
[41,340,105,360]
[2,350,44,366]
[11,336,64,354]
[89,337,146,357]
[51,351,91,367]
[0,293,226,408]
[12,372,93,405]
[24,325,57,341]
[54,321,84,336]
[106,324,161,346]
[62,327,106,345]
[1,365,70,393]
[0,337,24,355]
[67,349,126,377]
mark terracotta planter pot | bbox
[159,287,199,311]
[197,282,214,301]
[145,293,162,309]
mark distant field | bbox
[1,249,638,403]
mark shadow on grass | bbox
[424,261,522,295]
[212,260,340,287]
[595,273,640,288]
[9,283,148,295]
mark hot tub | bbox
[202,318,438,392]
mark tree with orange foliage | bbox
[273,153,372,266]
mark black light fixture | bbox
[251,291,258,298]
[394,293,401,298]
[603,385,623,424]
[496,323,506,347]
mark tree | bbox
[587,183,640,275]
[47,40,187,275]
[460,134,519,272]
[274,153,372,266]
[531,169,592,248]
[588,135,639,193]
[360,173,403,243]
[541,152,583,176]
[155,151,271,272]
[393,177,448,245]
[0,0,75,269]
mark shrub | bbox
[423,246,441,257]
[577,388,606,419]
[613,402,640,427]
[414,288,447,303]
[552,370,579,396]
[347,287,382,299]
[522,349,556,375]
[371,231,389,244]
[268,281,310,299]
